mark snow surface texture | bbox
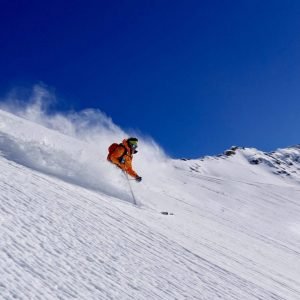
[0,108,300,299]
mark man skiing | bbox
[107,137,142,182]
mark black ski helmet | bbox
[127,137,138,147]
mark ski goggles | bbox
[129,141,138,148]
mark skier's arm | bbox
[124,160,138,178]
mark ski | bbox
[160,212,174,215]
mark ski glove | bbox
[135,176,142,182]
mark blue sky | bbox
[1,0,300,158]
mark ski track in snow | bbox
[0,158,294,300]
[0,110,300,299]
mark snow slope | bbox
[1,109,300,300]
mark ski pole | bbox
[123,171,137,206]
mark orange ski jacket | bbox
[109,139,138,178]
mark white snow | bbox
[0,108,300,299]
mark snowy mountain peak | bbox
[177,144,300,186]
[242,146,300,180]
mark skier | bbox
[107,137,142,182]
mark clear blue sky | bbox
[1,0,300,158]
